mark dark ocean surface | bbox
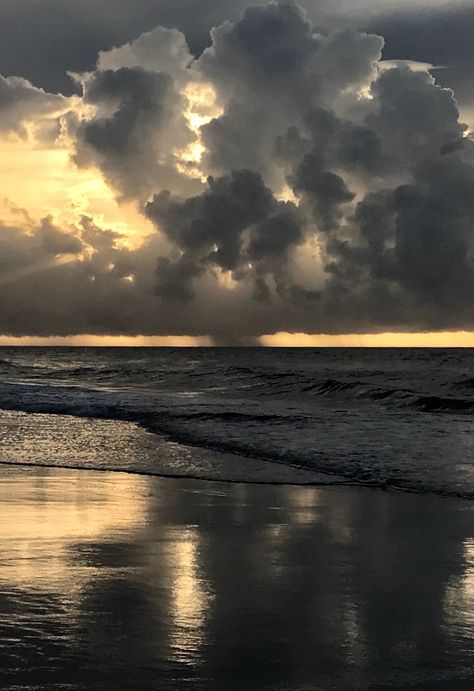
[0,347,473,497]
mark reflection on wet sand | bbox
[444,538,474,640]
[0,470,145,588]
[0,466,473,690]
[166,527,211,665]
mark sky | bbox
[0,0,473,346]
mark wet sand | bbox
[0,466,473,690]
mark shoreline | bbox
[0,458,472,502]
[0,464,473,690]
[1,407,473,501]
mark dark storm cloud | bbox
[0,214,154,336]
[247,207,302,261]
[142,4,474,335]
[197,4,383,182]
[392,159,474,309]
[368,5,474,115]
[146,169,303,299]
[197,2,324,181]
[1,1,474,340]
[147,170,277,270]
[321,150,474,332]
[154,256,204,301]
[0,0,258,95]
[74,66,195,201]
[293,159,355,231]
[0,213,294,339]
[96,26,194,79]
[292,107,384,175]
[298,61,474,332]
[1,0,473,121]
[366,67,466,167]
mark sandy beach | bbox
[0,465,473,690]
[1,0,473,686]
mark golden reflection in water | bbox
[232,483,248,527]
[0,467,213,669]
[263,523,289,579]
[166,526,211,665]
[343,602,367,667]
[444,537,474,637]
[261,488,322,579]
[286,485,322,525]
[0,469,146,591]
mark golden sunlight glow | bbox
[0,135,154,245]
[1,332,473,347]
[184,83,221,121]
[461,109,474,134]
[216,268,239,290]
[0,335,215,346]
[177,83,223,179]
[276,184,298,203]
[379,60,435,73]
[167,527,210,663]
[259,332,474,347]
[287,486,321,525]
[357,85,374,101]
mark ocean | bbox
[0,347,473,498]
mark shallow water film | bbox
[0,467,473,690]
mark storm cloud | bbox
[146,169,304,300]
[1,1,472,108]
[73,59,196,201]
[0,1,473,341]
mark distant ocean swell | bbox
[0,357,473,413]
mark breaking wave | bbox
[0,347,472,498]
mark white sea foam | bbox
[0,347,473,496]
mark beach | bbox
[0,465,473,690]
[1,0,473,685]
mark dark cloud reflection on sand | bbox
[0,466,473,690]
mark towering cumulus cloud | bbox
[0,1,472,341]
[73,28,198,201]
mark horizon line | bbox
[1,331,474,348]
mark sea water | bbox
[0,347,472,497]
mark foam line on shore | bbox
[0,459,465,499]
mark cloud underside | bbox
[0,1,473,342]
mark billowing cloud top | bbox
[0,0,473,342]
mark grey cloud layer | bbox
[0,1,473,340]
[1,0,472,106]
